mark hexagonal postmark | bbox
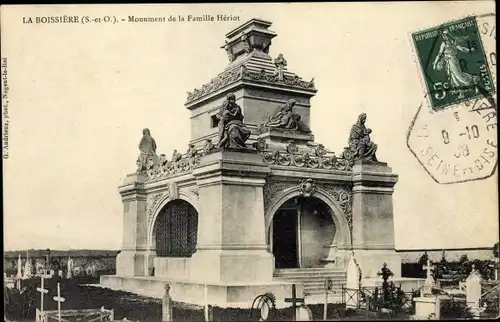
[408,96,497,184]
[408,14,497,184]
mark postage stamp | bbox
[412,16,495,111]
[408,13,497,184]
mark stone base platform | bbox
[99,275,302,308]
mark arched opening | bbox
[153,199,198,257]
[271,196,335,269]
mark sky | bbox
[2,2,498,251]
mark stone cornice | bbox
[185,67,316,108]
[197,175,267,188]
[352,185,395,194]
[352,172,399,188]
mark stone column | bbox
[351,161,401,278]
[190,150,274,282]
[116,173,149,276]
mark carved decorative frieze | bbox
[144,147,201,181]
[262,144,353,171]
[186,67,316,104]
[146,190,169,225]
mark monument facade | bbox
[100,18,401,306]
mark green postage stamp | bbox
[412,16,495,110]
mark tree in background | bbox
[418,251,429,266]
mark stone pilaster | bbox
[190,149,275,282]
[351,161,401,278]
[115,173,149,276]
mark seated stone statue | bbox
[264,99,310,133]
[217,93,251,149]
[137,128,158,172]
[347,113,378,162]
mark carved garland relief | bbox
[319,184,353,233]
[146,189,169,225]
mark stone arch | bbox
[147,192,200,251]
[265,185,351,248]
[149,197,199,257]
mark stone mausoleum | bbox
[101,18,401,306]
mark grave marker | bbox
[285,284,305,321]
[466,264,482,309]
[323,277,333,321]
[53,282,66,321]
[16,254,22,280]
[162,283,173,322]
[36,276,48,312]
[422,259,436,296]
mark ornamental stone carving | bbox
[263,182,294,213]
[299,179,316,197]
[222,40,236,63]
[144,145,201,181]
[203,139,215,154]
[320,185,353,233]
[262,147,353,171]
[253,138,267,152]
[186,67,316,104]
[146,190,169,225]
[191,186,199,199]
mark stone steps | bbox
[273,268,347,296]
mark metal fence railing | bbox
[341,286,417,314]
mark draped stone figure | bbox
[217,93,251,149]
[347,113,378,162]
[137,128,157,172]
[264,99,310,133]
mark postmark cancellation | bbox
[408,14,497,184]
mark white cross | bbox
[423,258,435,279]
[53,282,65,321]
[36,276,49,312]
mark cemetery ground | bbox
[5,277,414,321]
[5,251,498,321]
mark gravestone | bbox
[466,266,482,308]
[16,254,22,279]
[421,259,436,296]
[411,259,441,320]
[345,252,361,307]
[66,257,73,279]
[162,283,173,322]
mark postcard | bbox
[2,2,498,321]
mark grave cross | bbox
[423,258,436,279]
[53,282,66,321]
[284,284,305,321]
[36,276,49,312]
[274,53,287,81]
